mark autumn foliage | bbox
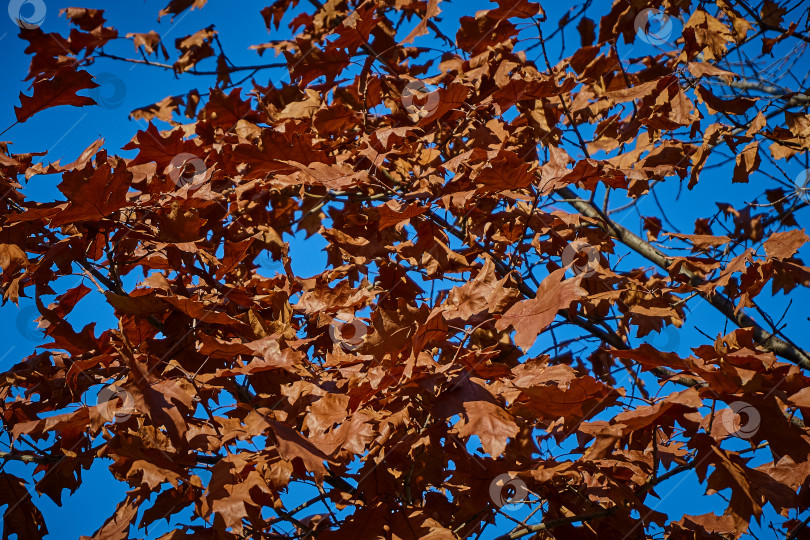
[3,0,810,538]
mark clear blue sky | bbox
[1,1,808,537]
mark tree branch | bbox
[95,51,286,75]
[495,458,698,540]
[0,451,57,464]
[554,185,810,371]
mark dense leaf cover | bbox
[2,0,810,538]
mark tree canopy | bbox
[2,0,810,538]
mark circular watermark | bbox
[401,80,440,119]
[792,169,810,203]
[90,73,127,110]
[640,325,680,352]
[257,251,284,275]
[8,0,46,29]
[15,305,46,342]
[96,383,137,423]
[489,473,529,511]
[719,401,760,439]
[167,153,207,188]
[328,317,369,351]
[634,8,674,46]
[561,240,601,277]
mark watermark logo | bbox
[8,0,46,29]
[328,317,370,351]
[793,169,810,203]
[640,325,680,352]
[719,401,760,439]
[16,305,46,342]
[96,383,137,423]
[257,251,284,275]
[561,240,601,277]
[167,153,207,188]
[489,473,528,512]
[90,73,127,110]
[402,80,440,119]
[634,8,674,46]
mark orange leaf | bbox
[763,229,809,260]
[14,69,98,123]
[495,268,585,350]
